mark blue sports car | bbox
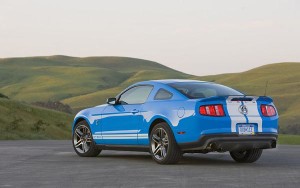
[72,80,278,164]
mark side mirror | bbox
[107,97,117,105]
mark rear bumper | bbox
[179,133,278,152]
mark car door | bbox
[100,85,153,145]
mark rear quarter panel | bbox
[142,96,278,145]
[141,99,199,144]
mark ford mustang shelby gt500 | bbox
[72,80,278,164]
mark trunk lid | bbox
[198,96,274,133]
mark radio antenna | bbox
[264,80,269,96]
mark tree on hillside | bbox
[0,93,9,99]
[32,101,72,114]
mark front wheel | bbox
[230,149,263,163]
[72,121,101,157]
[150,122,182,164]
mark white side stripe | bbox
[102,134,136,137]
[96,130,140,134]
[138,134,148,137]
[93,133,148,140]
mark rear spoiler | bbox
[198,95,273,103]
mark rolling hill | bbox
[0,98,73,140]
[0,56,189,103]
[0,56,299,134]
[197,62,300,134]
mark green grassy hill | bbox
[0,56,299,135]
[196,63,300,134]
[0,56,188,103]
[0,98,72,140]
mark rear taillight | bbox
[199,104,225,117]
[260,105,276,117]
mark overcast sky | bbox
[0,0,299,75]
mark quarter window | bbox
[119,85,153,104]
[154,89,173,100]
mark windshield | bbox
[168,82,243,99]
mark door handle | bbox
[131,109,139,114]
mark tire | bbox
[230,149,263,163]
[149,122,182,164]
[72,120,101,157]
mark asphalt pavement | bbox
[0,141,299,188]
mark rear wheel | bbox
[150,122,182,164]
[230,149,263,163]
[72,121,101,157]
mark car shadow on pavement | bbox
[96,152,244,166]
[179,154,237,166]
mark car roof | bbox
[136,79,208,85]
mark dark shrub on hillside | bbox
[32,101,72,114]
[31,120,49,132]
[56,122,66,128]
[0,93,9,99]
[5,117,23,131]
[280,124,300,135]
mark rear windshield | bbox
[168,82,243,99]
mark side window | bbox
[119,85,153,104]
[154,89,173,100]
